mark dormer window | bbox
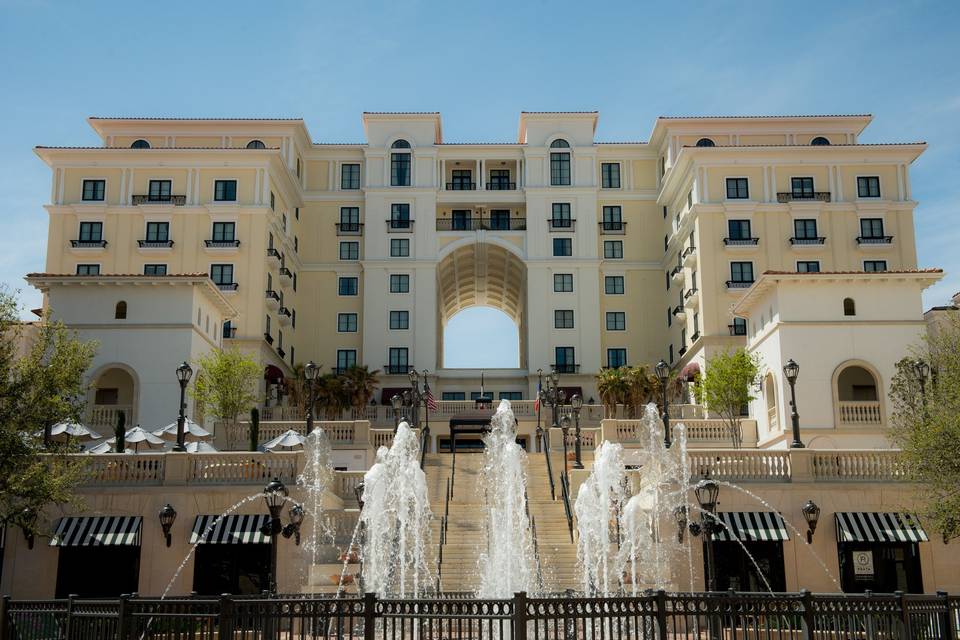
[550,139,570,149]
[811,136,831,146]
[246,140,266,149]
[390,140,411,186]
[391,139,411,149]
[549,139,571,186]
[114,301,127,319]
[695,138,715,147]
[130,139,150,149]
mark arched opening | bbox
[130,139,150,149]
[764,373,778,432]
[695,137,716,147]
[811,136,831,146]
[264,365,285,407]
[834,362,883,426]
[437,242,526,369]
[836,365,878,401]
[246,139,266,149]
[843,297,856,316]
[114,301,127,319]
[88,365,137,429]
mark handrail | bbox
[540,428,556,501]
[524,488,545,592]
[559,472,575,543]
[419,426,429,469]
[436,476,452,592]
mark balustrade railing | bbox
[333,471,366,503]
[687,450,792,482]
[187,452,298,484]
[88,405,132,428]
[83,454,165,485]
[838,400,883,425]
[811,450,908,481]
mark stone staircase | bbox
[424,448,582,594]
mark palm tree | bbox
[625,365,658,417]
[595,367,628,417]
[343,365,380,415]
[286,362,307,417]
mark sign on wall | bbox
[853,550,875,578]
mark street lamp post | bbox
[559,414,571,478]
[783,359,804,448]
[408,369,423,428]
[174,361,193,452]
[260,478,304,594]
[692,476,720,591]
[570,394,584,469]
[390,394,402,431]
[913,358,930,403]
[655,359,672,448]
[304,361,318,433]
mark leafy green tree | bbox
[889,315,960,542]
[249,407,260,452]
[693,349,759,448]
[190,348,261,426]
[0,287,98,538]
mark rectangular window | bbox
[341,164,361,190]
[797,261,820,273]
[82,179,105,201]
[442,392,466,401]
[388,347,409,372]
[450,169,473,190]
[212,222,236,242]
[214,180,237,202]
[601,163,621,189]
[489,209,510,230]
[731,317,747,335]
[144,264,167,275]
[389,274,410,293]
[791,177,814,199]
[210,264,234,285]
[669,344,674,364]
[857,176,881,198]
[76,264,100,275]
[794,219,818,239]
[726,177,749,199]
[390,203,411,228]
[730,261,754,283]
[389,310,409,330]
[390,238,410,257]
[727,219,752,240]
[605,275,624,294]
[148,180,172,201]
[339,241,360,260]
[488,169,511,190]
[551,203,572,227]
[555,347,575,372]
[270,191,275,211]
[339,207,360,233]
[550,152,571,186]
[601,206,623,230]
[607,348,627,368]
[860,218,885,238]
[337,350,357,371]
[606,311,626,331]
[554,273,573,292]
[553,238,572,257]
[603,241,624,259]
[667,308,672,327]
[391,153,411,186]
[554,310,575,329]
[864,260,888,272]
[499,391,523,401]
[337,313,358,332]
[338,277,358,296]
[145,221,169,242]
[77,221,103,242]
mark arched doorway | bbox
[436,242,527,369]
[833,361,883,426]
[764,373,778,433]
[88,364,137,429]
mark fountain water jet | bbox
[574,440,627,596]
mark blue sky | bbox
[1,1,958,369]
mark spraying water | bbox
[358,421,434,597]
[574,440,627,595]
[299,428,334,570]
[477,399,537,598]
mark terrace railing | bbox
[3,591,957,640]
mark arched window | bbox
[130,139,150,149]
[390,140,411,185]
[246,139,266,149]
[695,138,716,147]
[843,297,856,316]
[811,136,831,146]
[549,139,571,185]
[391,139,411,149]
[115,301,127,319]
[549,138,570,149]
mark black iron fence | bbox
[2,590,958,640]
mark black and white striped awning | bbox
[835,512,928,543]
[712,512,790,542]
[190,515,271,544]
[50,516,142,547]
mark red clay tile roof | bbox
[762,269,943,276]
[35,146,279,150]
[521,111,599,114]
[659,114,871,120]
[88,117,303,121]
[683,143,924,148]
[27,272,211,278]
[596,141,648,145]
[363,111,440,115]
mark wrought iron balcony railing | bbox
[386,219,414,232]
[599,221,626,234]
[548,219,576,231]
[71,239,107,248]
[266,248,281,261]
[132,194,186,206]
[215,282,238,291]
[777,191,831,203]
[383,364,411,375]
[790,236,826,245]
[551,363,580,374]
[336,222,363,236]
[436,217,527,231]
[263,332,274,345]
[723,237,760,246]
[446,182,476,190]
[137,240,173,248]
[726,280,754,289]
[265,290,280,302]
[857,235,894,245]
[485,181,517,190]
[204,239,240,248]
[728,323,747,336]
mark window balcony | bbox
[681,245,697,267]
[790,236,826,246]
[383,364,411,375]
[670,265,684,284]
[278,307,292,326]
[548,219,576,231]
[690,331,701,342]
[728,323,747,336]
[386,220,414,233]
[265,248,281,264]
[70,239,107,248]
[551,363,580,374]
[223,326,237,339]
[446,182,476,191]
[436,217,526,231]
[215,282,238,292]
[263,332,274,345]
[132,194,186,206]
[726,280,754,290]
[672,305,686,319]
[683,287,699,308]
[485,181,516,190]
[276,347,285,359]
[336,222,364,236]
[856,235,894,246]
[137,240,173,248]
[204,239,240,248]
[678,346,688,357]
[265,290,280,309]
[279,267,293,285]
[599,221,626,235]
[838,400,882,426]
[776,192,832,203]
[723,237,760,247]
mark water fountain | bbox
[574,440,627,595]
[299,427,334,571]
[477,399,538,598]
[358,421,434,597]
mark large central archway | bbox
[437,241,527,369]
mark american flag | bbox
[425,385,438,411]
[534,380,541,412]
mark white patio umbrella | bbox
[152,419,211,442]
[86,439,134,454]
[122,426,166,452]
[260,429,305,451]
[40,420,102,443]
[184,440,219,453]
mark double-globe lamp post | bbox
[655,359,672,448]
[261,478,304,593]
[783,359,804,449]
[173,361,193,452]
[304,361,319,433]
